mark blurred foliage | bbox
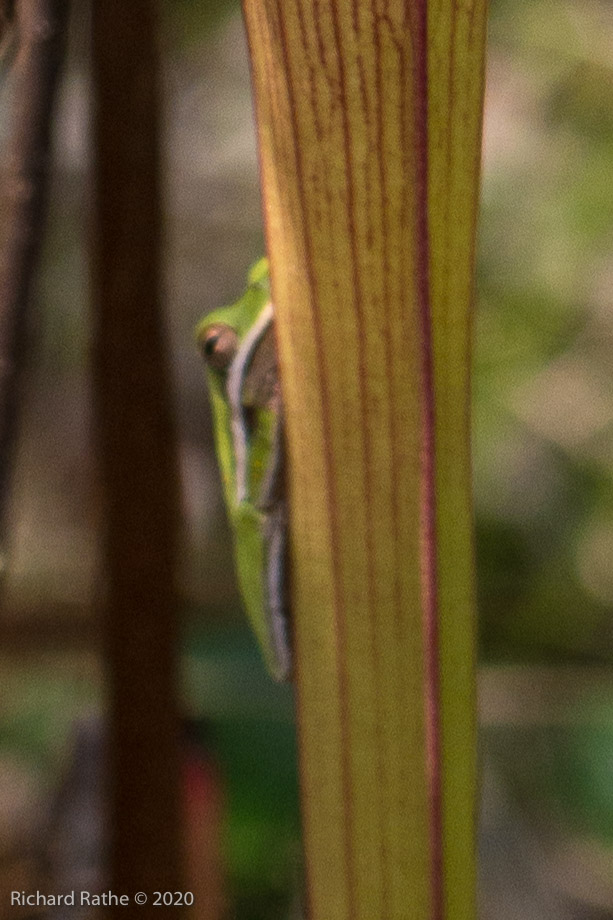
[476,0,613,666]
[184,621,300,918]
[0,659,98,779]
[161,0,240,46]
[490,709,613,848]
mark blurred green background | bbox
[0,0,612,917]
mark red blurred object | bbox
[183,744,226,920]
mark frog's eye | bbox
[199,324,239,372]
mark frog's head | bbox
[195,258,270,372]
[197,322,239,373]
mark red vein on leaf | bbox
[410,0,445,917]
[372,4,414,905]
[329,2,388,911]
[274,2,356,915]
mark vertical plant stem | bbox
[0,0,70,552]
[91,0,183,902]
[427,4,487,913]
[242,1,487,918]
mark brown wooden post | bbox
[91,0,183,908]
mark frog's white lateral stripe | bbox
[265,504,291,681]
[226,301,274,504]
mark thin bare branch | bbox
[0,0,70,553]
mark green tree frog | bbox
[196,259,291,681]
